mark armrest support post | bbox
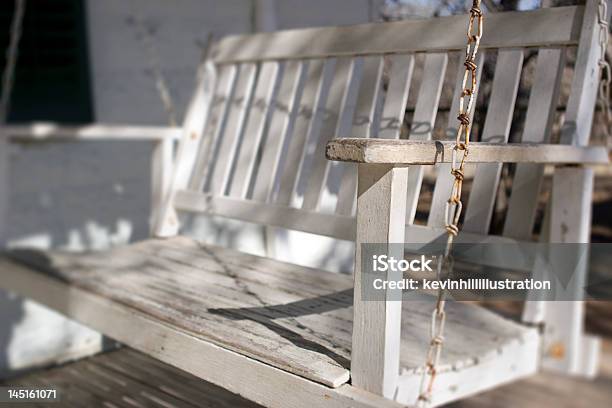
[352,163,407,398]
[150,137,175,234]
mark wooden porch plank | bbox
[4,348,262,408]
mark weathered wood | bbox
[229,62,282,198]
[211,6,583,63]
[154,62,217,237]
[0,236,538,406]
[252,61,307,202]
[351,164,407,398]
[190,64,239,192]
[325,139,609,165]
[174,190,356,241]
[301,57,352,211]
[446,338,612,408]
[150,137,174,233]
[275,59,332,206]
[378,54,415,140]
[560,0,602,146]
[0,256,403,408]
[540,166,596,376]
[209,63,258,195]
[503,48,565,240]
[397,328,539,407]
[4,3,605,405]
[463,49,524,234]
[335,56,387,215]
[5,123,182,141]
[404,53,448,224]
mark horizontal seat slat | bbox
[0,236,538,405]
[211,6,582,63]
[325,139,610,165]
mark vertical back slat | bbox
[404,53,448,224]
[503,48,565,240]
[335,56,389,215]
[301,57,353,211]
[228,62,283,198]
[252,61,308,202]
[378,54,415,140]
[275,59,333,206]
[325,57,365,215]
[335,57,365,138]
[209,63,258,195]
[559,0,602,146]
[190,65,238,192]
[463,49,524,234]
[154,62,218,236]
[427,52,485,227]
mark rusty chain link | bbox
[597,0,611,146]
[417,1,483,406]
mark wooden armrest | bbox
[325,138,609,165]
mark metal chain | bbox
[0,0,26,124]
[131,4,179,127]
[596,0,611,147]
[417,1,483,405]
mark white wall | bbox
[0,0,252,378]
[0,0,382,378]
[276,0,379,29]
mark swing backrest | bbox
[156,5,597,247]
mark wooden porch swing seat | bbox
[0,3,609,408]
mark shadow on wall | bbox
[1,140,154,378]
[7,141,154,250]
[0,291,25,377]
